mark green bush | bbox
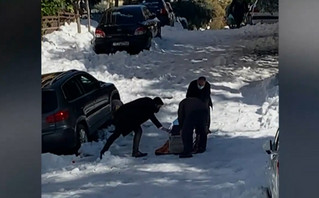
[172,0,214,30]
[41,0,74,16]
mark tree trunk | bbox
[73,0,81,33]
[86,0,91,32]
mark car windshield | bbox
[42,90,58,114]
[143,0,160,4]
[142,0,162,10]
[101,7,144,24]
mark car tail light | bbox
[160,8,167,15]
[253,7,259,12]
[95,28,106,38]
[134,27,147,35]
[276,161,279,175]
[46,110,69,123]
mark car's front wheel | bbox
[111,99,123,118]
[74,124,88,154]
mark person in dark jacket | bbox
[100,97,169,159]
[186,76,212,133]
[178,97,209,158]
[228,0,249,28]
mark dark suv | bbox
[141,0,174,26]
[93,5,161,54]
[42,70,122,154]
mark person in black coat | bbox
[186,76,212,133]
[228,0,249,28]
[100,97,169,159]
[178,98,209,158]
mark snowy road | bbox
[42,20,278,198]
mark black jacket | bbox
[113,97,162,136]
[178,98,209,128]
[186,79,213,107]
[229,0,248,20]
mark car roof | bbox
[110,5,145,10]
[41,69,81,88]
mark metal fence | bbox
[42,12,77,35]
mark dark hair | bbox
[153,97,164,105]
[198,76,206,81]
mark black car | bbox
[92,5,161,54]
[264,128,279,198]
[245,0,278,25]
[141,0,173,26]
[42,70,122,154]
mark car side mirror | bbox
[263,140,272,154]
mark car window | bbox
[42,90,58,113]
[77,74,98,93]
[62,78,83,101]
[142,0,164,10]
[142,7,152,19]
[143,0,161,4]
[101,7,144,24]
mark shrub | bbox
[172,0,214,30]
[41,0,74,16]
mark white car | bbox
[246,0,278,25]
[264,128,279,198]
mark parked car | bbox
[42,69,122,154]
[245,0,278,25]
[263,128,279,198]
[141,0,174,26]
[91,8,104,23]
[92,5,161,54]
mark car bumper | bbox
[249,15,278,25]
[42,127,76,153]
[93,35,149,53]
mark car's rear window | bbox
[101,7,144,24]
[42,90,58,113]
[143,0,161,3]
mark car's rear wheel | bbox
[156,26,162,38]
[145,35,152,50]
[170,19,174,27]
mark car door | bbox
[92,81,112,126]
[74,74,100,130]
[76,73,110,131]
[62,76,92,129]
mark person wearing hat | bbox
[186,76,213,133]
[100,97,169,159]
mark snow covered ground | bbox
[41,20,278,198]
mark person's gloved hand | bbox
[159,126,170,133]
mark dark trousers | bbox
[181,110,208,154]
[100,126,143,155]
[207,107,211,133]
